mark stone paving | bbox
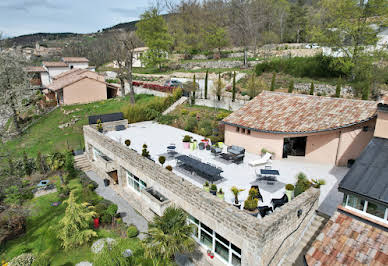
[85,171,148,239]
[105,121,349,217]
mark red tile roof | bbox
[47,69,105,91]
[25,66,47,73]
[222,91,378,133]
[62,57,89,63]
[42,61,68,67]
[306,211,388,266]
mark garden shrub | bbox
[197,119,213,137]
[127,225,139,238]
[8,253,35,266]
[157,114,177,125]
[216,112,229,121]
[294,172,312,197]
[255,55,351,79]
[31,254,50,266]
[64,151,77,180]
[101,203,118,224]
[184,117,197,132]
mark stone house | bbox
[83,121,321,266]
[222,91,378,166]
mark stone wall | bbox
[178,60,261,70]
[294,83,353,97]
[83,124,320,265]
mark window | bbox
[366,202,386,219]
[126,170,147,192]
[241,128,245,133]
[236,127,240,132]
[232,253,242,266]
[215,241,229,261]
[347,194,365,211]
[200,230,213,249]
[247,130,251,135]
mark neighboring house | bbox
[42,61,69,83]
[222,91,377,166]
[112,47,168,68]
[305,103,388,265]
[62,57,90,70]
[44,69,118,105]
[25,66,50,87]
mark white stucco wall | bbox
[40,72,50,86]
[67,62,89,69]
[47,67,69,82]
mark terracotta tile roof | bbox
[306,211,388,266]
[62,57,89,63]
[222,91,378,133]
[42,61,68,67]
[53,68,88,80]
[47,69,105,91]
[25,66,47,73]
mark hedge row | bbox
[132,81,174,93]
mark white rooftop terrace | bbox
[105,121,349,217]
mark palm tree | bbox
[143,206,196,261]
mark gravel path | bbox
[86,171,148,239]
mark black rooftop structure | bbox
[176,155,223,183]
[338,137,388,207]
[88,112,124,125]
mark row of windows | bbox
[189,215,242,266]
[236,127,251,135]
[343,194,388,221]
[126,170,147,192]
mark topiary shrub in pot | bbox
[243,188,259,217]
[210,184,217,195]
[182,135,192,149]
[285,184,295,201]
[203,181,210,192]
[231,186,244,209]
[124,139,131,147]
[217,188,224,200]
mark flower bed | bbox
[132,81,173,93]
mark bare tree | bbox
[112,31,141,104]
[0,54,31,135]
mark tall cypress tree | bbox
[309,82,314,95]
[192,74,196,105]
[335,77,341,98]
[288,80,294,93]
[204,70,208,99]
[270,72,276,91]
[23,151,32,176]
[232,71,236,102]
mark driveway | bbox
[85,171,148,239]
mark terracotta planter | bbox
[285,189,294,201]
[183,142,190,149]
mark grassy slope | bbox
[1,94,155,158]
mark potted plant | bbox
[96,119,103,133]
[231,186,244,209]
[311,179,326,188]
[165,165,173,171]
[203,181,210,192]
[285,184,295,201]
[243,188,259,217]
[210,184,217,195]
[217,188,224,200]
[210,252,214,259]
[124,139,131,147]
[182,135,191,149]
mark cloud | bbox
[0,0,62,12]
[109,7,144,17]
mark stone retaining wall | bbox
[294,83,353,97]
[83,124,320,265]
[178,60,261,70]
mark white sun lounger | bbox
[249,152,272,167]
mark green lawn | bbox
[1,94,156,159]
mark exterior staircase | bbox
[74,154,92,172]
[281,213,328,266]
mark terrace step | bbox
[74,155,92,172]
[281,212,328,266]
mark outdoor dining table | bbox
[255,169,280,184]
[176,155,223,183]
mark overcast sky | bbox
[0,0,157,37]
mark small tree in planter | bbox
[96,119,103,133]
[142,144,150,158]
[311,179,325,188]
[231,186,244,209]
[158,156,166,166]
[217,188,224,200]
[124,139,131,147]
[210,184,217,195]
[285,184,295,201]
[243,188,259,217]
[203,181,210,192]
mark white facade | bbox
[67,62,89,69]
[40,72,50,86]
[44,66,70,83]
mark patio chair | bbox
[271,194,288,210]
[248,152,272,167]
[258,206,273,218]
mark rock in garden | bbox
[91,237,116,254]
[76,262,93,266]
[122,249,133,257]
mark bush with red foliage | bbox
[132,81,173,93]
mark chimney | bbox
[374,103,388,139]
